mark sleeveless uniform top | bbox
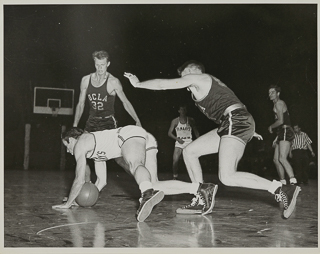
[274,110,291,127]
[87,129,121,161]
[86,126,157,161]
[192,75,243,124]
[175,117,192,141]
[87,74,116,117]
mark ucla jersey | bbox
[87,74,116,117]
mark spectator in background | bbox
[290,124,315,185]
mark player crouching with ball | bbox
[52,126,217,222]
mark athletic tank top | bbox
[192,75,243,124]
[175,117,192,141]
[87,74,116,117]
[274,110,291,127]
[87,129,121,161]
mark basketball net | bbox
[51,107,60,117]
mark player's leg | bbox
[145,145,216,215]
[176,129,220,214]
[273,144,287,185]
[218,136,272,189]
[145,147,200,195]
[278,140,297,184]
[121,137,164,222]
[219,136,300,219]
[301,151,309,184]
[172,147,183,180]
[114,157,130,172]
[183,128,220,183]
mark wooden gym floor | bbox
[3,168,318,253]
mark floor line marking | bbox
[36,222,96,235]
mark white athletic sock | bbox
[268,180,282,194]
[290,177,297,184]
[280,179,287,185]
[189,183,201,194]
[139,181,153,193]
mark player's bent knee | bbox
[278,156,288,164]
[273,158,279,164]
[219,172,236,186]
[129,163,146,175]
[183,146,196,158]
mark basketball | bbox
[75,182,99,207]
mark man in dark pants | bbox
[290,124,315,185]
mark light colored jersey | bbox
[175,117,193,148]
[87,125,157,161]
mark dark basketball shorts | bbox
[276,126,295,143]
[217,108,255,145]
[85,115,117,132]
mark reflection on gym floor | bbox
[4,170,318,248]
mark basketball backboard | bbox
[33,87,74,116]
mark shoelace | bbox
[184,196,199,208]
[275,190,288,209]
[275,194,282,202]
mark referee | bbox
[290,124,315,185]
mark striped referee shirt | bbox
[291,131,312,150]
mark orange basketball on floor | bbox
[75,182,99,207]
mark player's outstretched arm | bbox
[113,79,142,126]
[94,161,107,191]
[124,72,192,90]
[52,141,87,209]
[73,76,89,127]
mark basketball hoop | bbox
[51,107,60,117]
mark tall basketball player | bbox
[168,105,199,180]
[124,60,301,219]
[268,85,297,185]
[72,50,141,191]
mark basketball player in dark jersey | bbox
[124,61,301,219]
[73,50,141,191]
[268,85,297,185]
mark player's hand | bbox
[124,72,140,87]
[52,198,79,209]
[253,132,263,140]
[268,126,273,133]
[272,139,277,148]
[52,203,72,209]
[177,138,185,144]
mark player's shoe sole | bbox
[283,186,301,219]
[136,191,164,222]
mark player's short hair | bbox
[92,50,110,61]
[177,60,205,76]
[269,84,281,93]
[62,127,84,143]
